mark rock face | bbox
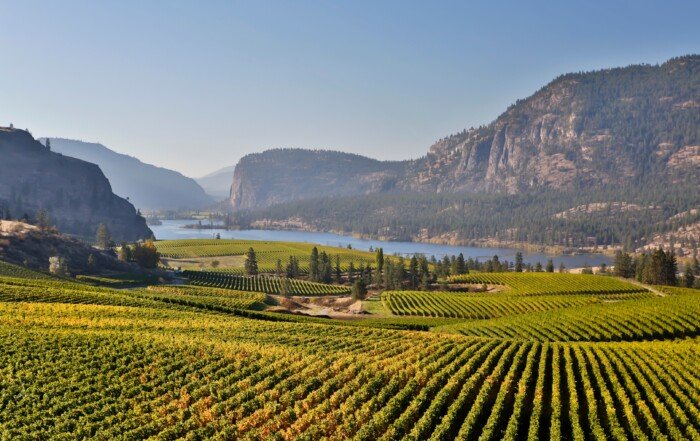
[229,149,409,210]
[0,128,152,241]
[229,55,700,209]
[402,55,700,194]
[45,138,215,211]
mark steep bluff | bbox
[229,149,409,210]
[0,128,152,241]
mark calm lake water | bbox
[150,219,612,268]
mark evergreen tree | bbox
[666,250,678,286]
[275,259,283,278]
[384,260,394,289]
[95,223,112,249]
[348,261,356,282]
[36,208,51,231]
[334,255,342,284]
[320,252,332,284]
[683,265,695,288]
[545,259,554,273]
[409,255,419,288]
[376,248,384,275]
[420,272,430,291]
[278,277,291,297]
[351,279,367,301]
[309,247,319,281]
[534,261,543,272]
[393,257,406,290]
[646,249,667,285]
[613,251,633,278]
[456,253,467,275]
[491,255,500,272]
[244,247,258,276]
[515,252,524,272]
[442,256,451,277]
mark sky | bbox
[1,1,698,178]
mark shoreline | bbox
[187,222,616,258]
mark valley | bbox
[0,8,698,439]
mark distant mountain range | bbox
[229,55,700,211]
[44,138,215,211]
[195,165,236,200]
[229,55,700,255]
[0,128,151,241]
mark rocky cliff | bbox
[229,55,700,209]
[404,55,699,194]
[0,128,152,241]
[229,149,409,209]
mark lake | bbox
[150,219,612,268]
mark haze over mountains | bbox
[195,166,236,200]
[45,138,215,211]
[229,55,700,211]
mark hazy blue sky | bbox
[1,1,698,177]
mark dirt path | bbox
[621,277,666,297]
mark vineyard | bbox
[156,239,376,274]
[1,300,698,439]
[0,260,699,439]
[448,272,647,295]
[0,260,53,279]
[444,290,700,341]
[183,270,351,296]
[382,290,653,319]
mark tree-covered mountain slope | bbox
[229,55,699,211]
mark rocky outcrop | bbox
[229,55,700,209]
[403,55,699,194]
[229,149,409,209]
[0,128,152,241]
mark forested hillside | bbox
[238,183,700,255]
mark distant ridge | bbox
[45,138,215,211]
[196,165,236,200]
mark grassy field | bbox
[156,238,377,274]
[0,258,699,439]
